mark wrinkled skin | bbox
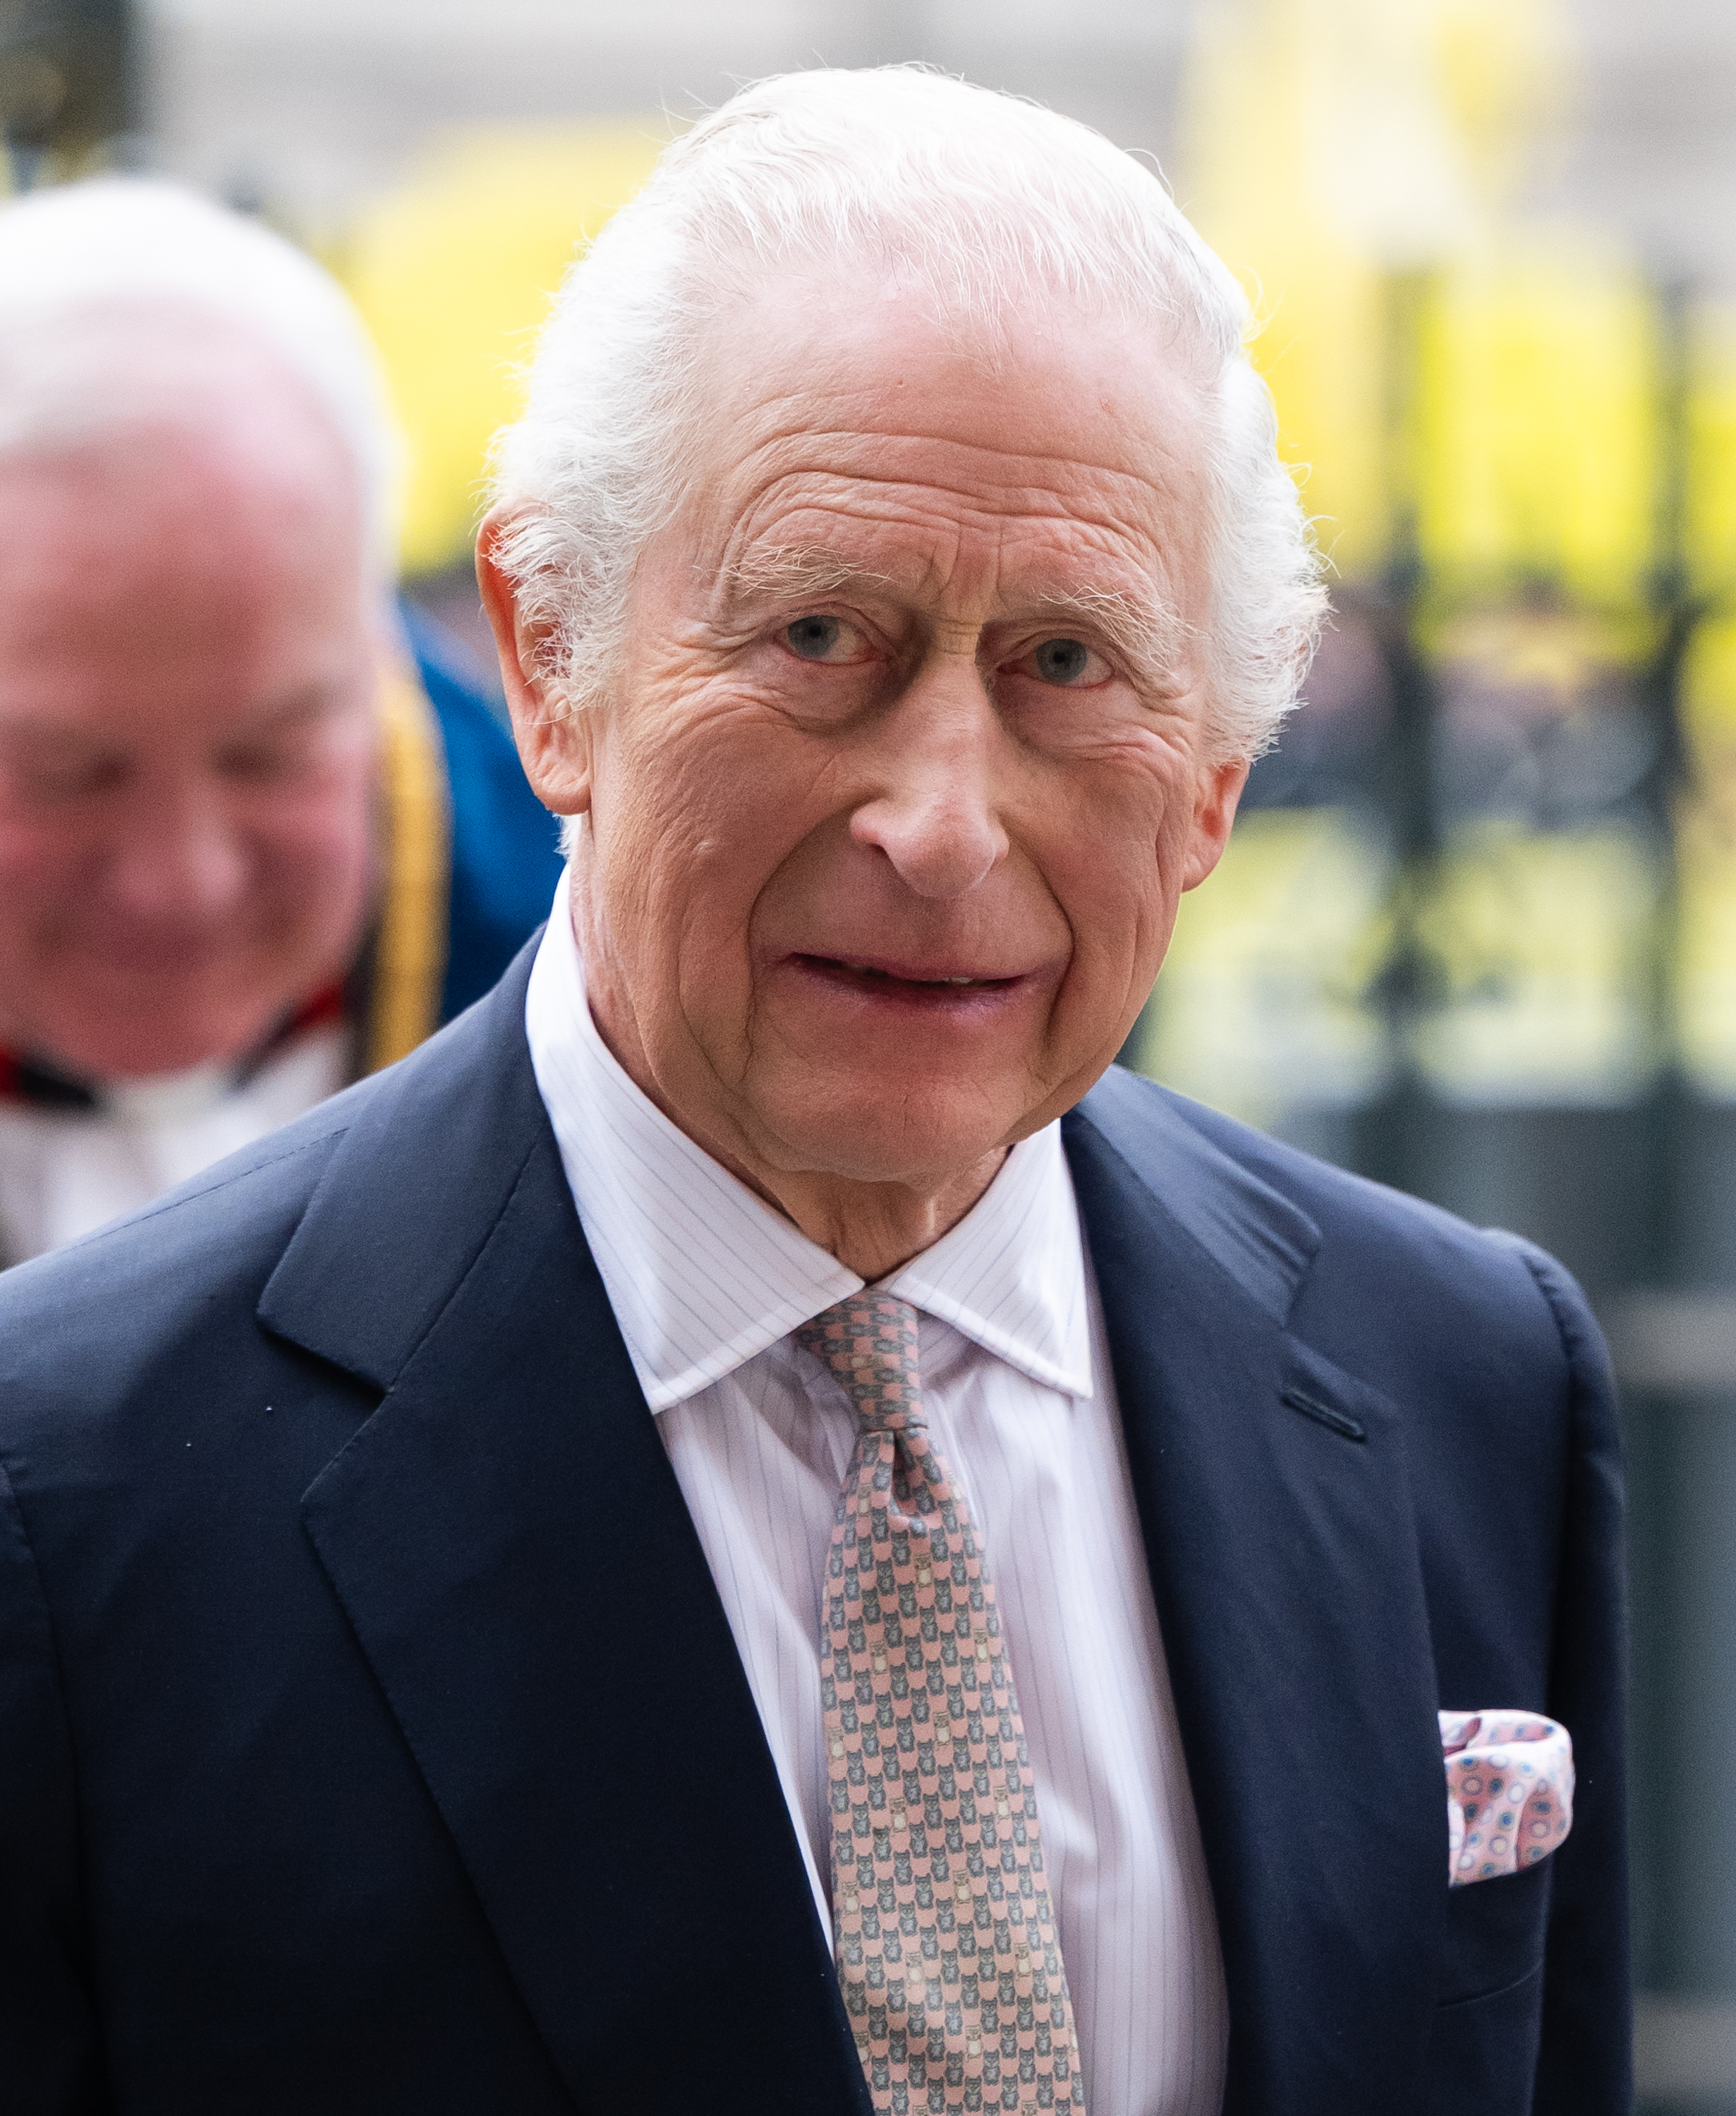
[481,284,1247,1277]
[0,375,380,1083]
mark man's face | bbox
[506,287,1246,1195]
[0,410,378,1081]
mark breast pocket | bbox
[1423,1859,1552,2116]
[1438,1856,1552,2004]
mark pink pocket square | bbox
[1440,1710,1574,1887]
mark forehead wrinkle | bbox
[718,473,1170,596]
[722,424,1179,531]
[732,377,1200,492]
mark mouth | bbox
[791,953,1025,999]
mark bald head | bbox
[0,298,367,511]
[1,312,370,671]
[0,175,398,566]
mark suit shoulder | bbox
[0,960,540,1407]
[0,1093,351,1388]
[0,1036,434,1387]
[1084,1067,1583,1332]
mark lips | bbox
[792,953,1023,995]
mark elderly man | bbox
[0,71,1625,2116]
[0,179,561,1265]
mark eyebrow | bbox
[712,543,890,605]
[712,542,1192,684]
[237,683,353,729]
[0,681,350,753]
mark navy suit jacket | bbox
[0,942,1629,2115]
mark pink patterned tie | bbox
[798,1291,1086,2115]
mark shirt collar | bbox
[525,869,1093,1411]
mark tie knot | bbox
[796,1292,924,1432]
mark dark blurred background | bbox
[8,2,1735,2105]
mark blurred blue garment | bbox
[401,598,564,1023]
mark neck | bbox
[746,1152,1009,1282]
[568,878,1006,1282]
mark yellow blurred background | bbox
[336,121,667,575]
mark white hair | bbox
[0,176,399,569]
[492,67,1325,762]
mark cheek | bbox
[233,772,375,930]
[596,698,824,944]
[0,817,109,937]
[0,814,92,878]
[1048,738,1198,913]
[1027,743,1206,1047]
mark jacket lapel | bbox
[1065,1070,1445,2116]
[260,956,870,2116]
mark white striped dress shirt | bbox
[526,874,1227,2116]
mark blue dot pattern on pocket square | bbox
[1440,1710,1574,1887]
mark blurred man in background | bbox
[0,178,562,1265]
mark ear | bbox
[1179,754,1251,891]
[476,506,595,817]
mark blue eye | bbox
[785,615,842,661]
[1033,637,1093,685]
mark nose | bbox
[849,662,1009,899]
[105,781,248,924]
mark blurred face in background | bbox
[0,363,380,1082]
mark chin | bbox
[755,1075,1019,1188]
[40,995,286,1084]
